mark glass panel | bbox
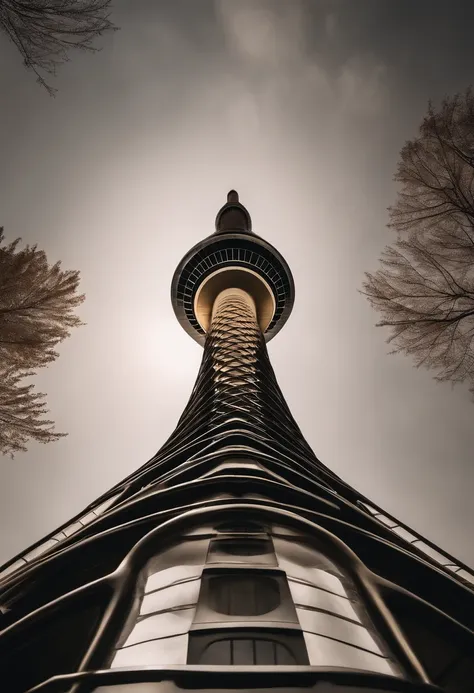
[0,559,26,579]
[197,638,298,665]
[52,531,67,541]
[288,580,360,621]
[93,494,120,515]
[255,639,275,664]
[199,638,232,664]
[140,579,200,616]
[23,539,58,562]
[209,575,280,615]
[359,502,378,515]
[296,608,383,654]
[391,526,416,542]
[121,609,195,647]
[79,512,97,526]
[456,569,474,584]
[273,538,339,571]
[216,521,264,533]
[280,563,349,598]
[63,521,83,537]
[111,634,188,668]
[374,514,398,528]
[232,638,253,664]
[212,539,271,556]
[303,632,395,675]
[414,542,453,565]
[147,540,210,573]
[208,539,277,565]
[275,642,296,665]
[146,566,202,593]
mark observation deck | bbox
[171,191,295,345]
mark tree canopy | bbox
[0,228,84,456]
[363,88,474,394]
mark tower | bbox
[1,191,474,693]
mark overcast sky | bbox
[1,0,473,568]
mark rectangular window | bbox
[188,630,309,665]
[193,569,298,627]
[207,538,277,565]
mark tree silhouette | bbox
[0,368,63,457]
[0,228,84,456]
[363,88,474,393]
[0,0,117,95]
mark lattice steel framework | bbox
[0,192,473,693]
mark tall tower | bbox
[1,192,473,693]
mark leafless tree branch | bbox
[363,88,474,397]
[0,0,118,94]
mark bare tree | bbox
[363,88,474,392]
[0,228,84,456]
[0,0,117,95]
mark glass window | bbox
[412,541,452,566]
[272,537,341,574]
[0,558,26,580]
[146,539,210,572]
[140,578,200,616]
[456,569,474,585]
[92,494,120,516]
[63,521,83,537]
[111,634,188,668]
[208,575,280,615]
[288,580,359,621]
[188,631,308,665]
[23,539,58,562]
[303,632,395,675]
[207,538,277,565]
[215,540,270,556]
[117,609,194,648]
[215,521,265,533]
[198,637,297,665]
[146,565,202,593]
[296,607,384,655]
[392,526,416,542]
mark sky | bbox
[1,0,474,568]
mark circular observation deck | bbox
[171,191,295,346]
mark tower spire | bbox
[214,189,253,235]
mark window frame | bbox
[193,567,298,627]
[187,628,310,665]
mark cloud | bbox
[325,12,338,39]
[216,0,306,68]
[336,56,388,117]
[215,0,388,121]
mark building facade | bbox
[1,192,473,693]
